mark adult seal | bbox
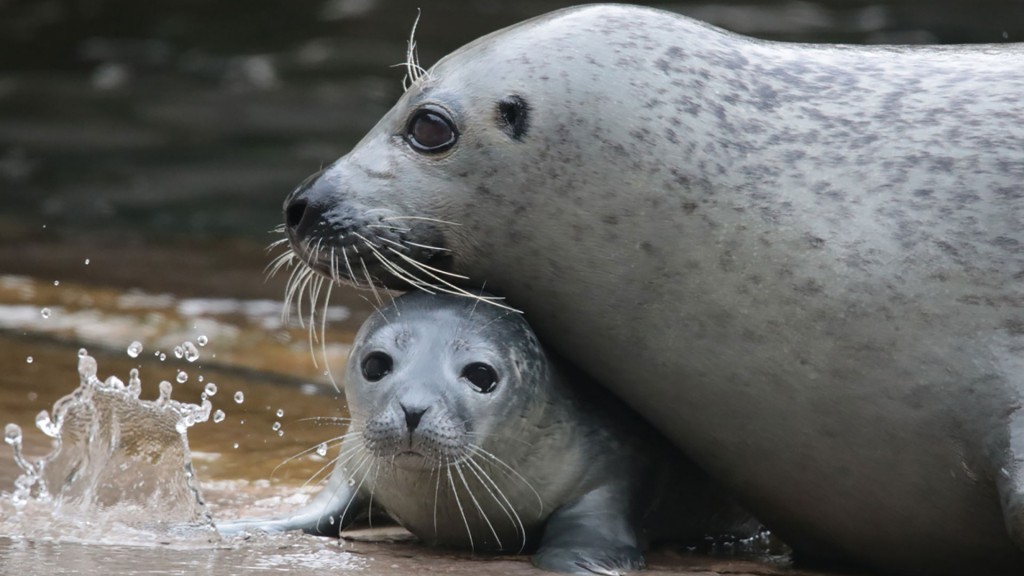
[218,292,757,573]
[279,4,1024,575]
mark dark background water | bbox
[1,0,1022,278]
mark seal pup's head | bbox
[343,291,549,472]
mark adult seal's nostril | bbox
[401,403,428,433]
[283,169,331,240]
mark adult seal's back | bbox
[279,5,1024,575]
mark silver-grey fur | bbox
[279,5,1024,575]
[218,292,756,574]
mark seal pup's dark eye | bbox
[497,95,529,141]
[462,362,498,394]
[405,107,457,153]
[362,351,393,382]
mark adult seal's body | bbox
[218,292,756,574]
[279,5,1024,575]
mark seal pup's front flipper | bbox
[532,483,644,575]
[216,457,369,538]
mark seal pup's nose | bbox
[400,403,429,433]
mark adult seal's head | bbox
[217,292,757,573]
[279,5,1024,575]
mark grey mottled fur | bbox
[279,5,1024,575]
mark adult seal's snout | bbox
[278,4,1024,575]
[284,169,330,242]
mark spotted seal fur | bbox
[276,5,1024,575]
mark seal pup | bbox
[218,292,757,574]
[277,5,1024,574]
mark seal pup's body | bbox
[279,5,1024,574]
[219,292,756,574]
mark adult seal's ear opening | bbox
[277,4,1024,575]
[497,95,529,140]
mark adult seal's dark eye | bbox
[362,351,393,382]
[462,362,498,393]
[405,107,458,153]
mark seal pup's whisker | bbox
[316,449,374,534]
[273,430,359,478]
[455,460,504,550]
[467,444,543,515]
[446,461,475,552]
[463,455,526,551]
[294,437,365,490]
[296,416,354,424]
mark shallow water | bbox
[1,1,1019,574]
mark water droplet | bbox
[328,516,336,525]
[158,380,173,403]
[204,383,217,397]
[84,258,90,265]
[272,421,281,431]
[4,423,22,445]
[197,375,204,383]
[213,409,225,423]
[128,368,142,397]
[316,443,328,457]
[276,408,284,418]
[197,335,208,346]
[127,340,143,358]
[40,308,51,319]
[277,430,284,437]
[159,353,167,361]
[182,341,199,362]
[173,345,184,359]
[176,371,188,384]
[35,410,58,437]
[346,478,356,486]
[78,348,88,357]
[234,391,244,404]
[232,442,239,449]
[25,356,33,364]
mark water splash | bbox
[3,349,216,541]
